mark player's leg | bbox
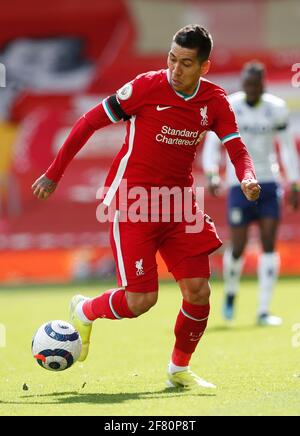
[166,274,216,389]
[257,216,281,325]
[223,224,248,320]
[223,185,256,321]
[70,289,135,363]
[70,290,158,361]
[256,182,282,325]
[160,212,221,389]
[173,274,211,371]
[70,214,159,361]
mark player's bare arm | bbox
[241,178,261,201]
[32,174,57,200]
[289,183,300,210]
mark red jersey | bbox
[45,68,255,203]
[101,69,242,206]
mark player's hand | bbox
[32,174,57,200]
[241,178,261,201]
[289,186,299,210]
[206,173,221,197]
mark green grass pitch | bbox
[0,278,299,416]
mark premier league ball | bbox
[32,320,82,371]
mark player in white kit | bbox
[202,61,300,325]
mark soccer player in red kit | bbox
[32,25,260,389]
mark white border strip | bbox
[113,211,128,287]
[102,98,119,123]
[221,132,240,145]
[109,289,123,319]
[181,308,208,322]
[103,115,136,206]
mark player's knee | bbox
[261,239,275,252]
[232,241,246,259]
[126,291,158,316]
[231,233,248,259]
[232,248,244,259]
[180,278,211,305]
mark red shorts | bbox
[110,210,222,293]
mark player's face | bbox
[168,43,210,95]
[242,74,264,105]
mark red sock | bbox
[172,300,210,367]
[82,288,136,320]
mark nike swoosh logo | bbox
[156,105,172,111]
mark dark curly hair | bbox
[173,25,213,62]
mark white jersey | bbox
[202,91,300,187]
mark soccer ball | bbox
[32,320,82,371]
